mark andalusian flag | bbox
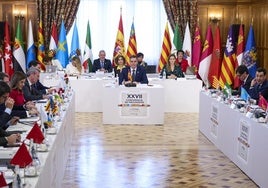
[158,22,171,72]
[49,20,58,50]
[112,12,125,66]
[219,25,238,87]
[56,20,69,68]
[26,19,36,69]
[126,20,137,65]
[172,23,182,52]
[82,21,93,72]
[37,20,45,71]
[13,19,26,73]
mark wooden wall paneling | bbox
[197,7,209,44]
[2,4,13,37]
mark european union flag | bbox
[56,20,69,68]
[240,87,250,101]
[242,25,257,78]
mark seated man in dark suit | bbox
[119,55,148,85]
[248,67,268,102]
[28,60,54,94]
[22,67,49,101]
[92,50,113,73]
[0,82,21,146]
[233,64,253,95]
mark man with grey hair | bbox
[22,67,49,101]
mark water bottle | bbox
[163,69,166,79]
[12,165,21,188]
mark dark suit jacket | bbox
[0,127,10,146]
[0,104,11,130]
[233,74,254,96]
[119,66,148,85]
[34,80,49,94]
[248,80,268,101]
[92,59,113,73]
[0,104,27,130]
[22,80,43,101]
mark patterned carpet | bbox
[62,113,258,188]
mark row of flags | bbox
[1,11,139,76]
[1,18,94,75]
[158,21,257,89]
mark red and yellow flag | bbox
[219,25,238,87]
[126,21,137,65]
[113,13,125,66]
[158,22,171,72]
[37,20,46,71]
[208,25,222,88]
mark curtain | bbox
[162,0,198,41]
[37,0,80,50]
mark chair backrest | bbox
[146,65,156,73]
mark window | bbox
[67,0,171,66]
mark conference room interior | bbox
[1,0,268,187]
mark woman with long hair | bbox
[66,56,84,75]
[160,54,184,79]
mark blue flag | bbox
[56,20,69,68]
[240,87,250,101]
[70,21,80,58]
[26,20,36,69]
[242,25,257,78]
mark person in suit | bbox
[160,54,184,79]
[114,55,126,77]
[248,67,268,102]
[28,60,54,94]
[22,67,49,101]
[119,55,148,85]
[0,72,9,84]
[0,81,23,145]
[92,50,112,73]
[137,52,148,69]
[235,65,253,94]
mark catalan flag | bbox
[37,20,46,71]
[158,22,171,72]
[112,12,125,66]
[219,25,238,87]
[126,20,137,65]
[242,25,257,78]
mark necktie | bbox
[132,69,135,82]
[101,61,104,68]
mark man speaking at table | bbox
[119,55,148,85]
